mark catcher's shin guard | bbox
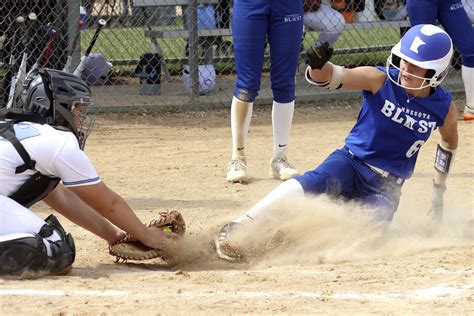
[40,214,76,274]
[47,236,76,275]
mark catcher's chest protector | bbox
[9,173,60,208]
[0,121,60,207]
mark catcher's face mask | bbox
[35,68,95,150]
[71,100,96,150]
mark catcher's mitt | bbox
[109,210,186,262]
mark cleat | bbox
[463,106,474,121]
[226,159,249,183]
[269,154,300,180]
[214,222,244,262]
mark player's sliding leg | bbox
[215,178,304,261]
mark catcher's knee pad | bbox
[0,215,76,277]
[234,88,258,103]
[0,232,75,276]
[0,234,75,277]
[0,233,50,276]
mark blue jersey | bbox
[345,66,452,179]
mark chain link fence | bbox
[1,0,472,111]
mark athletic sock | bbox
[235,179,304,223]
[230,96,253,160]
[462,65,474,110]
[272,100,295,158]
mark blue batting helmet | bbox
[386,24,453,89]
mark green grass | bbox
[86,25,401,61]
[0,26,401,76]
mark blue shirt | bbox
[345,66,451,179]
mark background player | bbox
[226,0,304,184]
[215,24,459,261]
[406,0,474,120]
[0,69,174,276]
[303,0,345,49]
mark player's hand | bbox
[426,181,446,224]
[109,231,127,246]
[305,41,334,70]
[140,226,178,249]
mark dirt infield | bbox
[1,96,473,315]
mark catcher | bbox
[0,69,185,277]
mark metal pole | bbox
[188,0,199,102]
[68,0,81,71]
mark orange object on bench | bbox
[331,0,356,23]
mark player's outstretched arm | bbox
[305,42,385,93]
[43,184,125,244]
[68,182,175,249]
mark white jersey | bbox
[0,121,100,197]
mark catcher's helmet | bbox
[23,68,95,149]
[386,24,453,89]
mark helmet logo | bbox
[409,36,426,54]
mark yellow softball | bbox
[162,226,172,233]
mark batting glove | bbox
[305,41,334,70]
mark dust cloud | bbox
[170,194,472,270]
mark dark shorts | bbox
[294,147,403,222]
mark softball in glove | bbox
[109,210,186,262]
